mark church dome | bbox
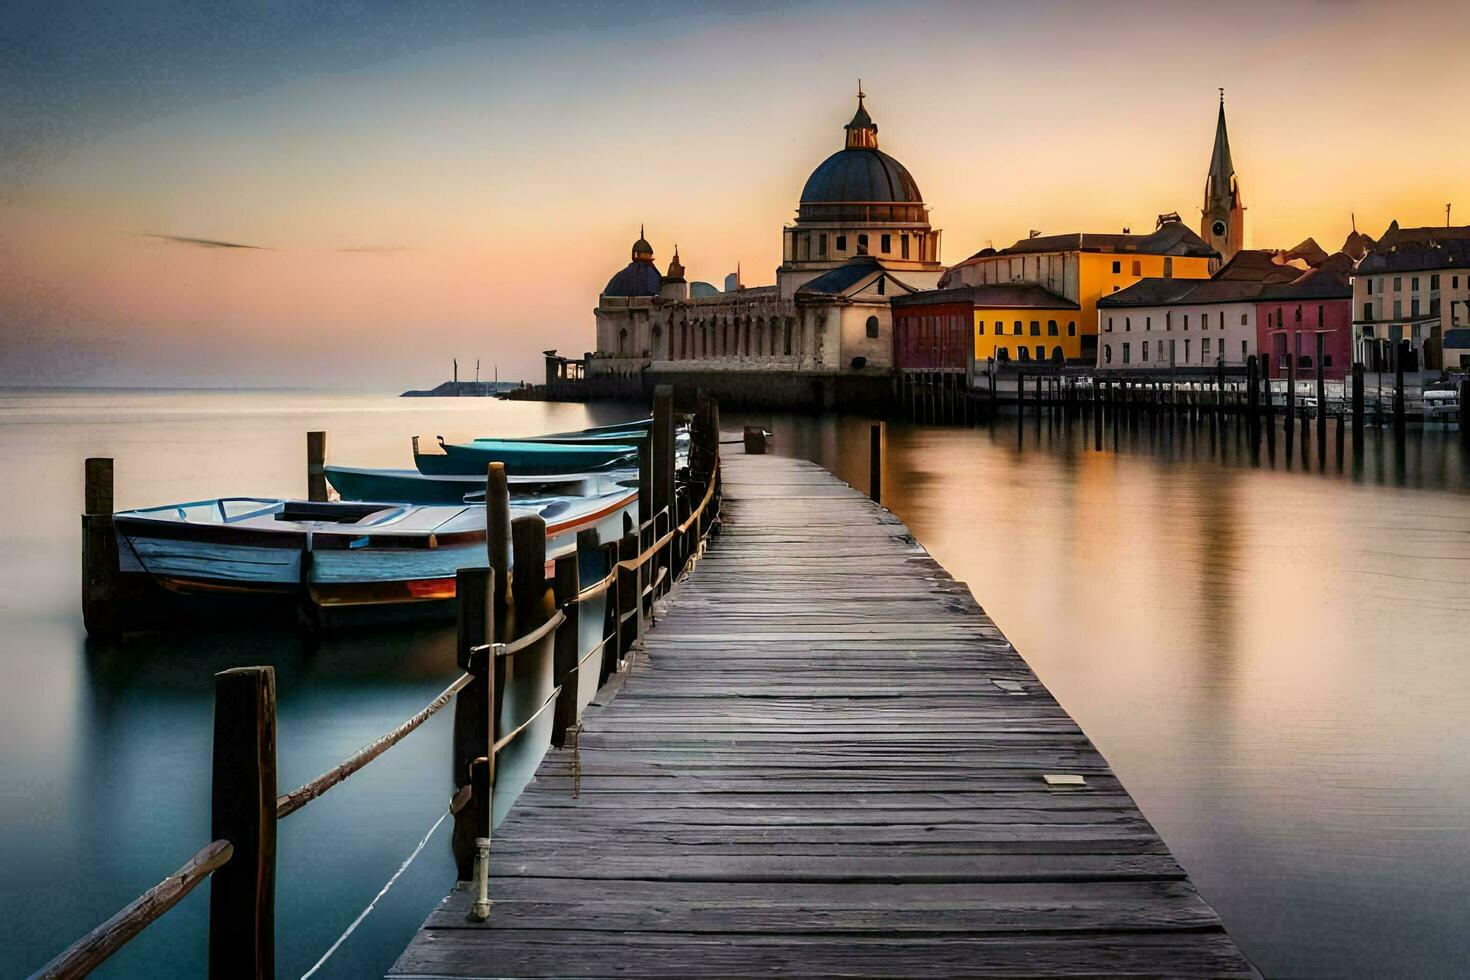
[797,90,927,225]
[603,227,662,297]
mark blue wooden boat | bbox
[324,464,636,505]
[112,488,637,609]
[414,438,638,476]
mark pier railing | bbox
[30,387,722,980]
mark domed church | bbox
[590,89,945,395]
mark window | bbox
[881,234,891,254]
[1324,355,1334,368]
[1393,276,1402,290]
[1454,276,1460,289]
[1104,345,1113,364]
[1299,355,1313,368]
[1363,325,1375,338]
[1279,353,1290,370]
[1145,316,1151,331]
[1430,274,1440,290]
[1122,342,1131,364]
[1014,321,1023,335]
[1106,317,1114,332]
[1363,277,1371,293]
[1412,276,1420,291]
[1394,299,1402,319]
[876,277,886,296]
[1045,319,1056,335]
[1163,257,1174,278]
[1317,304,1324,324]
[1241,313,1248,325]
[1018,347,1031,361]
[976,321,985,336]
[1143,341,1150,361]
[1035,345,1045,361]
[1112,260,1121,273]
[818,234,827,257]
[1125,317,1131,332]
[857,233,868,253]
[901,236,910,259]
[1184,339,1191,362]
[1411,298,1420,317]
[1068,321,1076,336]
[995,321,1003,335]
[1362,302,1372,321]
[1241,340,1248,360]
[836,235,846,252]
[1183,314,1189,331]
[866,315,879,339]
[1131,260,1141,276]
[1203,338,1212,358]
[1112,285,1120,292]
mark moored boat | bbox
[113,487,637,610]
[414,438,638,476]
[324,464,635,505]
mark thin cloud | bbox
[337,245,421,253]
[143,233,270,250]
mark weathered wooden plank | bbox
[390,452,1254,978]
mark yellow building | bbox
[970,285,1081,365]
[941,217,1217,362]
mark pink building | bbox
[1255,254,1354,381]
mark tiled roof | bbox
[891,283,1078,310]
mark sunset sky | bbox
[3,0,1467,387]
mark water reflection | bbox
[727,408,1470,978]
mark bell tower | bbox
[1201,90,1246,263]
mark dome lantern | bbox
[844,81,878,150]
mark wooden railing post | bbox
[869,423,882,504]
[209,667,277,980]
[82,457,121,640]
[306,431,328,502]
[511,515,549,629]
[550,552,580,747]
[617,529,638,663]
[485,463,510,610]
[600,540,621,683]
[451,567,493,882]
[1393,338,1408,438]
[652,385,674,524]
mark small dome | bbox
[603,260,662,298]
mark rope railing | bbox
[31,392,724,979]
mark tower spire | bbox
[1201,91,1245,262]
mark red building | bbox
[1255,254,1354,381]
[890,287,973,371]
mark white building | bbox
[1352,222,1470,372]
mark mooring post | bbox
[450,567,493,883]
[82,457,120,640]
[1393,339,1407,438]
[635,435,651,538]
[550,552,580,747]
[742,426,767,455]
[651,386,675,533]
[512,515,549,625]
[209,666,277,980]
[484,462,510,611]
[1285,348,1297,456]
[1246,354,1259,444]
[1352,361,1365,453]
[306,431,327,502]
[869,422,882,505]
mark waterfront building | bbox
[1201,92,1247,263]
[589,89,945,394]
[1352,222,1470,372]
[941,216,1217,363]
[1094,249,1302,371]
[892,284,1079,371]
[1256,252,1355,381]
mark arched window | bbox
[996,348,1010,363]
[617,328,629,355]
[866,316,880,339]
[1051,347,1064,364]
[1104,344,1112,364]
[1068,321,1076,336]
[1018,347,1031,361]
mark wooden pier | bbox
[391,451,1256,977]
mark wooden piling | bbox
[306,431,328,502]
[1285,350,1297,456]
[450,567,494,881]
[868,423,882,505]
[82,457,121,640]
[485,463,510,610]
[1352,361,1365,453]
[511,516,548,626]
[1246,355,1259,440]
[1393,339,1407,437]
[550,553,580,747]
[651,386,675,521]
[1315,333,1327,452]
[209,666,277,980]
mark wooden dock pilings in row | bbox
[33,389,723,979]
[389,450,1258,978]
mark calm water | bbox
[3,390,1469,978]
[724,407,1470,978]
[0,389,637,979]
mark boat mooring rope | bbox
[300,808,450,979]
